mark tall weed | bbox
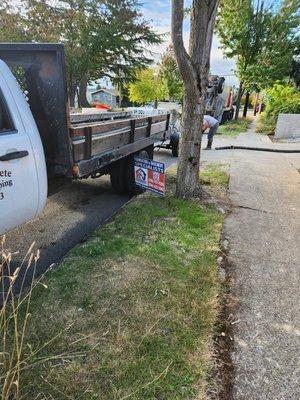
[0,237,73,400]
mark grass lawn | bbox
[218,117,252,137]
[3,165,228,400]
[200,162,229,188]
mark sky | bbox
[141,0,238,86]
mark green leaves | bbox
[217,0,300,91]
[262,83,300,133]
[128,47,184,106]
[128,68,168,104]
[1,0,162,104]
[159,47,183,103]
[0,1,28,42]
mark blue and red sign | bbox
[134,157,165,196]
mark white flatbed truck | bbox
[0,43,172,235]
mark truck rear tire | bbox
[125,149,151,195]
[110,159,127,194]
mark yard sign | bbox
[134,157,165,196]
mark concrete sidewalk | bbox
[223,123,300,399]
[156,121,300,398]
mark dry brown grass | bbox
[0,239,79,400]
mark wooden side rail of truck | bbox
[69,113,170,180]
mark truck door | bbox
[0,60,47,235]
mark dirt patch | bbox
[203,187,236,399]
[213,237,236,400]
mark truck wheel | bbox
[125,149,151,195]
[110,159,127,194]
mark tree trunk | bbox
[78,73,90,108]
[171,0,218,199]
[176,88,203,198]
[69,84,76,108]
[253,92,259,116]
[243,91,250,117]
[235,82,244,120]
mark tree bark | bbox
[78,73,90,108]
[243,91,250,117]
[176,88,204,198]
[172,0,218,199]
[235,82,244,120]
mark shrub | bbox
[259,84,300,134]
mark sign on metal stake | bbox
[134,157,165,196]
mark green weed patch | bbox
[218,117,252,137]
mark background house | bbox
[91,88,119,107]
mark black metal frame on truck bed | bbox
[0,43,170,183]
[0,43,72,178]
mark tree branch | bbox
[171,0,196,92]
[204,1,219,68]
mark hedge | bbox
[258,84,300,134]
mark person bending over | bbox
[203,115,219,150]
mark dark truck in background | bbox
[0,43,171,234]
[205,75,234,124]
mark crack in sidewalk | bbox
[236,205,269,214]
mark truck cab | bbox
[0,59,47,234]
[206,75,234,124]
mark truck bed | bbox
[0,43,170,179]
[69,113,170,178]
